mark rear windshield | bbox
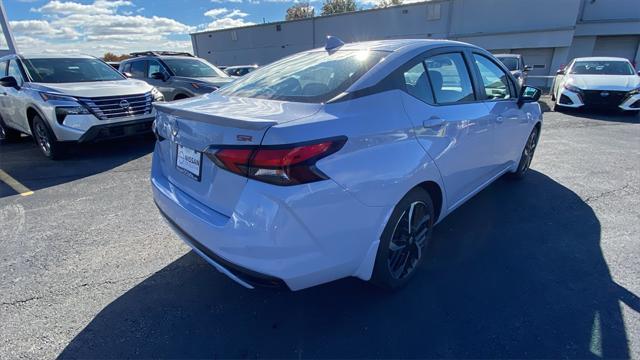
[162,58,227,78]
[22,58,125,83]
[218,50,388,103]
[496,57,519,71]
[570,60,634,75]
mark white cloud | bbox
[12,1,195,56]
[204,8,230,17]
[203,7,254,30]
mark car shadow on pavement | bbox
[58,170,632,359]
[0,135,155,198]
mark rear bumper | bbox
[151,145,389,290]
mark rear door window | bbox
[424,53,475,104]
[403,62,434,104]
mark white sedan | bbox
[152,38,543,290]
[551,57,640,112]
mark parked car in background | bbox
[119,51,234,101]
[151,38,543,291]
[224,65,259,77]
[551,56,640,113]
[0,54,163,159]
[106,61,121,70]
[494,53,531,88]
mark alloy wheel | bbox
[387,201,430,280]
[34,121,52,156]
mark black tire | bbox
[371,187,435,290]
[508,126,540,180]
[31,115,66,160]
[0,117,22,142]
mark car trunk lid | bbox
[153,94,321,216]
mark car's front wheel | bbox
[508,126,539,179]
[371,187,435,290]
[31,115,65,160]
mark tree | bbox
[102,52,130,62]
[286,2,315,20]
[375,0,403,8]
[320,0,357,16]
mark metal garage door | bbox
[511,48,554,88]
[593,36,640,63]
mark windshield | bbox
[496,57,519,71]
[162,58,227,78]
[218,50,387,103]
[570,60,634,75]
[22,58,125,83]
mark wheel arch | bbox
[416,180,444,223]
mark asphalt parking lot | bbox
[1,104,639,359]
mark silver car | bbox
[119,52,234,101]
[494,54,532,88]
[0,54,163,159]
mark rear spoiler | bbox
[154,102,278,130]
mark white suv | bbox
[0,54,164,159]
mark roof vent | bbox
[325,36,344,52]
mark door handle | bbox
[423,116,444,128]
[496,116,504,123]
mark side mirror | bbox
[150,72,167,81]
[524,65,533,72]
[556,69,565,75]
[518,85,541,107]
[637,71,640,76]
[0,76,19,89]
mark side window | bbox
[403,62,434,104]
[122,63,131,74]
[473,54,513,100]
[0,61,7,76]
[129,60,146,78]
[147,60,165,78]
[424,53,475,104]
[7,60,24,86]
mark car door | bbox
[145,59,174,99]
[2,59,30,132]
[470,52,528,169]
[400,49,497,209]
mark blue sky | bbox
[2,0,382,56]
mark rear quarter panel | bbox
[262,90,446,210]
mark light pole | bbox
[0,0,17,54]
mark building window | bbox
[231,30,237,41]
[276,24,282,32]
[427,3,441,21]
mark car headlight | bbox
[563,83,583,93]
[55,106,91,124]
[39,92,78,102]
[151,87,164,102]
[629,87,640,96]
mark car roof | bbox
[494,54,521,58]
[572,56,631,62]
[15,53,96,60]
[307,39,472,54]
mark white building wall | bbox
[191,0,640,78]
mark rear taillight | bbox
[208,137,346,186]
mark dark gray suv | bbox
[119,52,234,101]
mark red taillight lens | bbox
[209,137,346,186]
